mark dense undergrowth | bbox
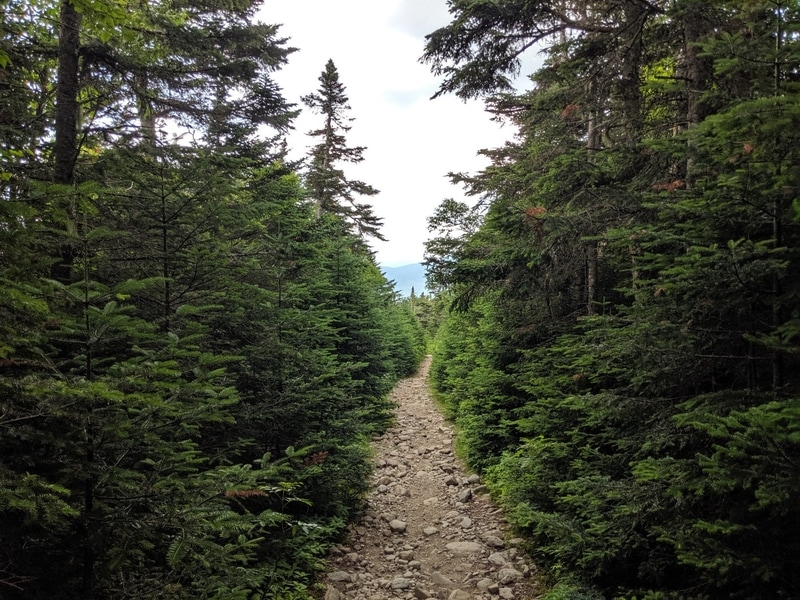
[424,2,800,598]
[0,0,428,596]
[0,159,427,598]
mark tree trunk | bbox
[54,0,82,185]
[619,0,646,145]
[586,242,598,316]
[680,0,713,186]
[136,74,158,145]
[51,0,82,284]
[771,4,785,393]
[585,72,601,316]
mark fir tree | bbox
[302,59,384,240]
[424,1,800,598]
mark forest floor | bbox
[320,356,544,600]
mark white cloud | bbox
[388,0,451,38]
[259,0,514,267]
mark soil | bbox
[321,356,544,600]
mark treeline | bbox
[423,2,800,599]
[0,1,424,598]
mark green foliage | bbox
[427,1,800,599]
[0,5,425,596]
[0,471,79,526]
[541,578,603,600]
[302,59,383,239]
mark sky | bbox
[257,0,517,267]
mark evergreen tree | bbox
[1,2,421,597]
[302,59,384,239]
[425,1,800,598]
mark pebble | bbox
[320,357,538,600]
[497,567,523,584]
[482,534,505,548]
[431,571,455,586]
[456,489,473,503]
[446,541,482,554]
[391,577,412,589]
[389,519,407,533]
[476,578,494,592]
[324,585,344,600]
[327,571,353,582]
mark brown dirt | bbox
[322,356,544,600]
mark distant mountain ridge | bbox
[382,263,428,297]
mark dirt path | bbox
[323,356,543,600]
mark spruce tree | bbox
[424,1,800,598]
[302,59,384,240]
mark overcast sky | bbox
[257,0,517,267]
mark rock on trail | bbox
[323,356,542,600]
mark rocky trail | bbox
[322,356,543,600]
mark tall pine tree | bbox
[302,59,384,240]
